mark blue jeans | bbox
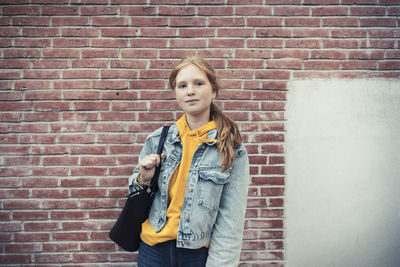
[137,240,208,267]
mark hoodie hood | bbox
[176,114,217,144]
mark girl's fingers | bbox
[141,154,161,169]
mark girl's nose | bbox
[187,84,194,95]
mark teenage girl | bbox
[129,56,249,267]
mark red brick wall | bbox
[0,1,399,266]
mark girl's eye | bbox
[195,82,203,86]
[178,84,186,89]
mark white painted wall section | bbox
[286,80,400,267]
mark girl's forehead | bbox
[176,64,207,80]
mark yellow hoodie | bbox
[140,114,217,246]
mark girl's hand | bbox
[138,153,165,183]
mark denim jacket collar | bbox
[167,124,218,146]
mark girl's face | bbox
[174,64,216,121]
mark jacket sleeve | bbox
[206,144,250,267]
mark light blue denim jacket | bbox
[128,125,249,266]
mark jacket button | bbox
[184,241,189,246]
[184,214,190,220]
[188,187,192,193]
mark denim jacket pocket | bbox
[197,167,230,215]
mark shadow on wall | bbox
[286,80,400,267]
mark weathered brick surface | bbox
[0,1,399,266]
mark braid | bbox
[210,103,242,171]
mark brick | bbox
[70,167,106,176]
[92,39,128,48]
[42,6,78,15]
[159,6,195,16]
[304,60,340,70]
[368,29,400,38]
[224,101,259,110]
[71,59,108,68]
[92,17,128,26]
[61,28,98,37]
[247,17,282,27]
[4,156,40,166]
[131,79,166,90]
[92,80,128,89]
[97,134,133,143]
[58,134,94,144]
[120,6,156,15]
[22,27,59,37]
[0,27,19,37]
[323,39,359,49]
[274,6,309,16]
[62,112,98,121]
[22,177,59,188]
[60,178,97,187]
[379,61,400,70]
[52,232,88,241]
[261,188,285,197]
[0,70,20,79]
[332,29,368,38]
[248,39,284,48]
[130,38,167,48]
[360,18,396,27]
[208,17,245,27]
[31,189,69,198]
[80,156,116,166]
[367,40,396,49]
[267,59,302,69]
[101,111,136,121]
[63,70,99,79]
[188,0,225,4]
[54,80,91,89]
[286,17,320,27]
[43,243,79,252]
[198,6,234,16]
[63,91,100,100]
[236,6,272,16]
[131,17,168,27]
[292,28,329,37]
[256,28,291,38]
[81,6,118,15]
[273,50,309,59]
[52,17,89,26]
[43,48,80,58]
[101,27,137,37]
[32,167,68,176]
[32,59,69,69]
[342,60,377,70]
[249,219,283,229]
[4,48,41,58]
[34,102,70,111]
[0,113,20,122]
[312,6,348,16]
[3,6,40,15]
[0,255,31,264]
[350,7,386,16]
[323,17,358,27]
[82,49,119,58]
[285,39,321,48]
[70,188,106,199]
[12,16,48,26]
[311,50,346,59]
[101,70,137,79]
[14,233,50,242]
[34,253,71,263]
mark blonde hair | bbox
[169,56,242,171]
